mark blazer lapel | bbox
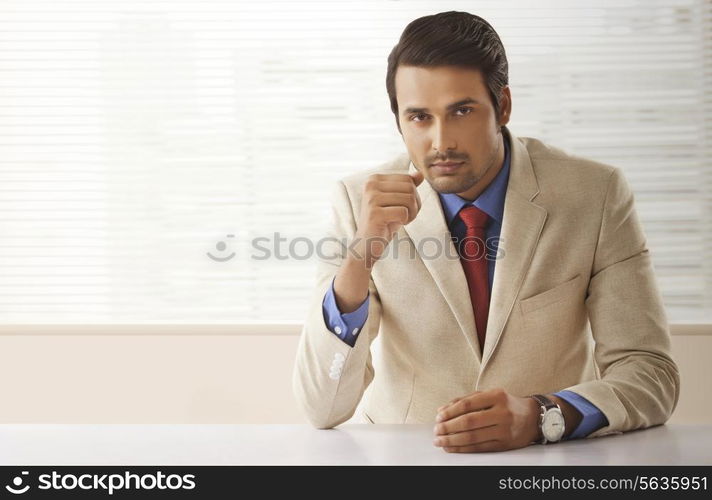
[480,129,547,370]
[403,162,480,360]
[403,127,548,369]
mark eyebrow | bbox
[402,98,480,115]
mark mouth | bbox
[430,161,465,174]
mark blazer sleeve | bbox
[562,167,681,438]
[292,179,382,429]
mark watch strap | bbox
[530,394,557,410]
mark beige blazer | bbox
[292,126,680,438]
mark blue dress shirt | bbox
[321,137,608,439]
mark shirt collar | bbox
[437,135,511,227]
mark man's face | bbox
[394,65,510,200]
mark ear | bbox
[497,86,512,127]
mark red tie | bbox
[457,206,490,353]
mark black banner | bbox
[0,466,709,498]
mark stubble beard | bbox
[428,138,502,195]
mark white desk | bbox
[0,424,710,465]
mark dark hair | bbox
[386,11,509,133]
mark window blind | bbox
[0,0,709,324]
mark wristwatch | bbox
[530,394,565,444]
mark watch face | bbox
[542,408,565,441]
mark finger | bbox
[436,390,483,415]
[436,392,494,422]
[434,408,498,436]
[371,173,418,183]
[377,206,409,225]
[437,396,464,412]
[374,180,418,194]
[442,440,502,453]
[372,192,416,208]
[434,424,499,448]
[373,193,419,223]
[386,221,402,236]
[410,169,424,187]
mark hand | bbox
[352,170,424,268]
[432,388,541,453]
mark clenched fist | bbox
[353,170,424,268]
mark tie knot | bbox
[458,205,489,230]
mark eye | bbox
[454,107,473,116]
[409,113,429,122]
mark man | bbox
[292,11,680,452]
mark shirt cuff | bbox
[554,390,610,439]
[322,276,369,347]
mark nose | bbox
[431,121,457,154]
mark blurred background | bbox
[0,0,709,423]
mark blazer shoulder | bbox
[519,136,619,198]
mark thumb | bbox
[410,168,424,186]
